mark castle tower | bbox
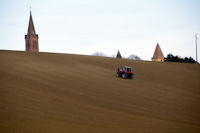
[25,11,39,52]
[116,50,122,58]
[152,43,164,62]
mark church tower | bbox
[25,11,39,52]
[152,43,164,62]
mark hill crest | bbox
[0,50,200,133]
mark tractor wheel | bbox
[130,75,133,79]
[131,74,134,79]
[116,72,120,77]
[122,73,127,79]
[117,73,121,77]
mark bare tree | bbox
[92,52,107,57]
[128,54,141,60]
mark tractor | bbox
[117,66,134,79]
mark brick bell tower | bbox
[25,11,39,52]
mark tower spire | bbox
[27,10,36,35]
[152,42,164,62]
[116,50,122,58]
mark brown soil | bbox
[0,50,200,133]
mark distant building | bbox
[25,11,39,52]
[152,43,164,62]
[116,50,122,58]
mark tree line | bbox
[165,54,195,63]
[92,52,196,63]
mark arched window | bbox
[33,40,36,49]
[26,40,29,50]
[33,40,34,48]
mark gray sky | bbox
[0,0,200,61]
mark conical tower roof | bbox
[116,50,122,58]
[152,43,164,59]
[27,12,36,35]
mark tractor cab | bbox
[122,66,131,72]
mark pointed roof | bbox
[27,12,36,35]
[152,43,164,59]
[116,50,122,58]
